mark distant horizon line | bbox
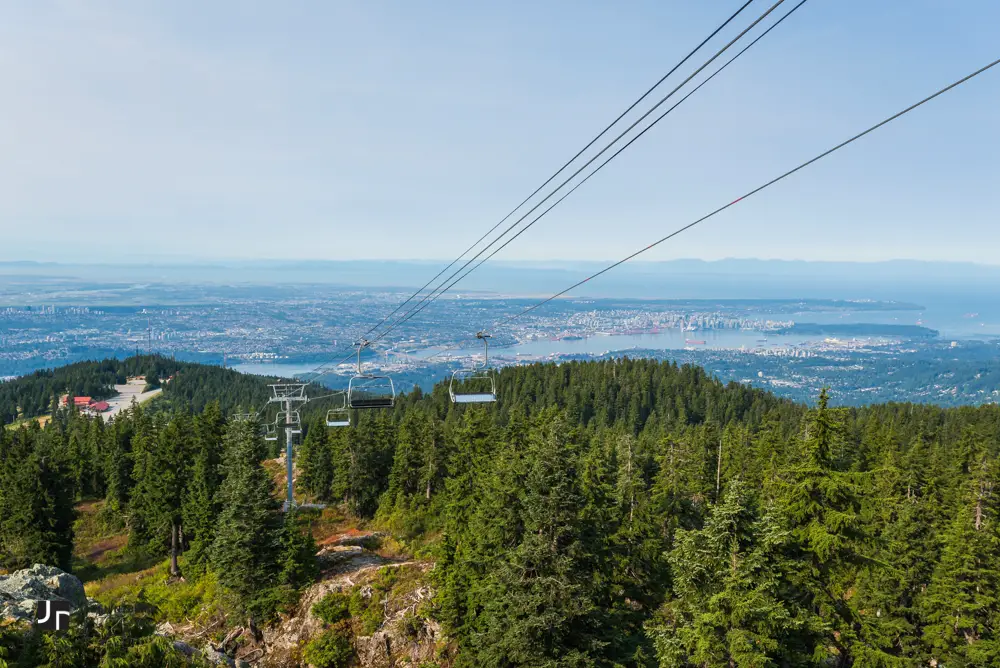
[3,257,1000,268]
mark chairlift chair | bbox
[326,409,350,427]
[275,410,302,435]
[263,423,279,442]
[326,392,350,427]
[449,332,497,404]
[348,339,396,409]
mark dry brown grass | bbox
[309,507,361,546]
[3,414,51,430]
[83,535,128,563]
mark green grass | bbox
[74,500,236,630]
[71,500,161,583]
[3,415,51,430]
[87,558,235,629]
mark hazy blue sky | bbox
[1,1,997,264]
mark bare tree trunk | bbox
[716,437,723,500]
[170,521,181,577]
[426,443,435,500]
[627,438,635,526]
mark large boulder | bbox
[0,564,88,622]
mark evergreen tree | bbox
[327,425,352,505]
[342,412,396,517]
[460,410,607,666]
[277,509,320,592]
[919,452,1000,666]
[436,411,528,637]
[648,479,805,667]
[768,389,865,662]
[210,419,282,618]
[129,414,192,575]
[176,402,225,570]
[851,432,931,664]
[298,416,333,501]
[84,417,106,498]
[605,430,665,663]
[0,427,75,570]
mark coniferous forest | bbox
[3,356,1000,666]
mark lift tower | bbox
[268,383,308,511]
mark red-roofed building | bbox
[89,401,110,412]
[73,396,92,407]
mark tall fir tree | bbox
[180,402,225,569]
[129,413,192,575]
[210,418,282,618]
[768,389,865,664]
[460,410,608,666]
[297,416,333,502]
[648,479,806,667]
[0,426,75,570]
[919,449,1000,666]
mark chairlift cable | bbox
[422,57,1000,362]
[418,0,811,313]
[297,1,764,385]
[350,0,758,342]
[372,0,793,341]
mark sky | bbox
[0,1,997,265]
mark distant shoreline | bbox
[772,323,939,338]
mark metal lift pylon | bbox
[268,383,308,511]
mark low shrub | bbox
[301,622,354,668]
[312,592,351,625]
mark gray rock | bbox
[202,646,237,666]
[161,638,235,666]
[0,564,87,622]
[171,640,199,658]
[88,612,110,626]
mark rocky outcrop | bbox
[0,564,89,622]
[109,530,447,667]
[353,579,442,668]
[169,638,244,667]
[157,620,255,667]
[260,544,444,668]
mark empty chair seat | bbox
[453,392,497,404]
[349,395,395,409]
[326,409,350,428]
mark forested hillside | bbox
[0,354,291,423]
[0,357,144,423]
[3,357,1000,666]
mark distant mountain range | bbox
[2,258,1000,301]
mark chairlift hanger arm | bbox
[477,331,491,368]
